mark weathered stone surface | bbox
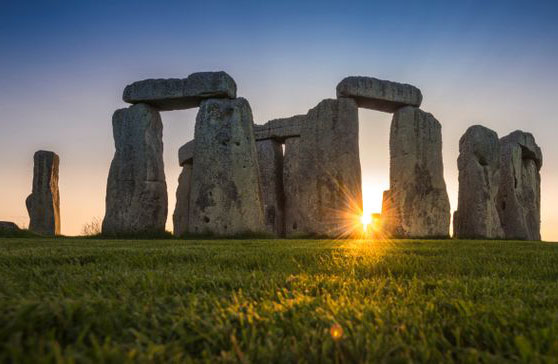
[0,221,21,233]
[336,76,422,113]
[123,71,237,111]
[256,139,285,236]
[254,115,304,141]
[102,103,167,235]
[497,131,542,240]
[454,125,504,239]
[178,140,195,166]
[381,106,450,238]
[283,98,362,237]
[189,98,265,235]
[26,151,60,236]
[173,163,192,237]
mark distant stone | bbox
[188,98,265,235]
[0,221,20,233]
[381,106,450,238]
[283,98,362,237]
[256,139,285,236]
[123,71,237,111]
[102,103,167,235]
[454,125,504,239]
[26,150,61,236]
[497,130,542,240]
[173,163,192,237]
[178,140,195,166]
[336,76,422,113]
[253,115,304,141]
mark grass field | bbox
[1,238,558,363]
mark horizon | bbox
[1,0,557,239]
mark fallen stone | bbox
[381,106,450,238]
[0,221,21,233]
[256,139,285,236]
[178,140,195,166]
[497,130,542,240]
[102,103,168,235]
[336,76,422,113]
[123,71,237,111]
[454,125,504,239]
[253,115,304,141]
[26,150,61,235]
[173,163,192,237]
[188,98,265,235]
[283,98,362,237]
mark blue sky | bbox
[1,0,557,238]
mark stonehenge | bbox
[101,71,541,240]
[454,128,542,240]
[26,151,61,236]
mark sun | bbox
[361,213,372,230]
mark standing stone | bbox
[497,131,542,240]
[381,106,450,238]
[189,98,265,235]
[0,221,21,233]
[26,151,60,236]
[173,163,192,237]
[336,76,422,113]
[256,139,285,236]
[102,103,167,235]
[454,125,504,239]
[283,98,362,237]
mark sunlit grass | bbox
[1,238,558,362]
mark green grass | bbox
[1,238,558,363]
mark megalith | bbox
[381,106,450,238]
[188,98,265,235]
[26,150,60,235]
[336,76,422,113]
[123,71,237,111]
[102,103,167,235]
[256,139,285,236]
[454,125,504,239]
[497,131,542,240]
[283,98,362,237]
[173,140,194,237]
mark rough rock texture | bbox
[173,163,192,237]
[26,151,61,235]
[381,106,450,238]
[254,115,304,141]
[102,103,167,235]
[497,131,542,240]
[0,221,21,233]
[283,98,362,237]
[123,71,237,111]
[178,140,195,166]
[256,139,285,236]
[188,98,265,235]
[454,125,504,238]
[336,76,422,113]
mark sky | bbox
[0,0,557,239]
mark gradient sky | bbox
[1,0,557,239]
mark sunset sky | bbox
[1,0,557,239]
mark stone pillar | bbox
[102,103,167,235]
[454,125,504,239]
[497,131,542,240]
[26,150,60,235]
[256,139,285,236]
[382,106,450,238]
[283,98,362,237]
[173,163,192,237]
[188,98,265,235]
